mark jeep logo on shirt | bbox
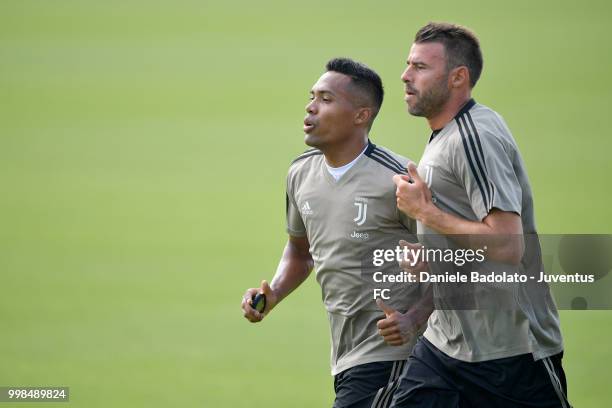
[350,231,369,240]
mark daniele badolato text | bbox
[370,246,595,299]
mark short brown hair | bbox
[414,22,483,88]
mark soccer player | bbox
[241,58,430,408]
[389,23,571,407]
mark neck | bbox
[322,134,368,168]
[426,93,472,130]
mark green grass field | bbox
[1,0,611,406]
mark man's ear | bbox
[355,107,372,127]
[450,66,470,89]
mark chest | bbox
[419,141,461,198]
[293,177,399,243]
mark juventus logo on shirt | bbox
[424,164,434,187]
[353,198,368,226]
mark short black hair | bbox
[414,22,483,88]
[325,57,384,123]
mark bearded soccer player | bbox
[390,23,571,408]
[241,58,430,408]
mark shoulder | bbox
[467,103,509,132]
[290,147,323,165]
[289,147,323,170]
[453,102,517,155]
[364,142,410,175]
[287,147,323,181]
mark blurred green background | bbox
[1,0,611,406]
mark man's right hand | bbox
[241,280,279,323]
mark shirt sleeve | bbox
[285,172,307,237]
[452,118,522,221]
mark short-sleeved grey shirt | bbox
[286,141,425,375]
[417,100,563,362]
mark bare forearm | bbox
[394,167,524,265]
[270,240,314,304]
[418,206,524,265]
[420,205,475,234]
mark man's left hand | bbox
[393,163,434,221]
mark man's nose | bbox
[306,100,316,114]
[401,67,412,83]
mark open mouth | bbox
[303,119,315,133]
